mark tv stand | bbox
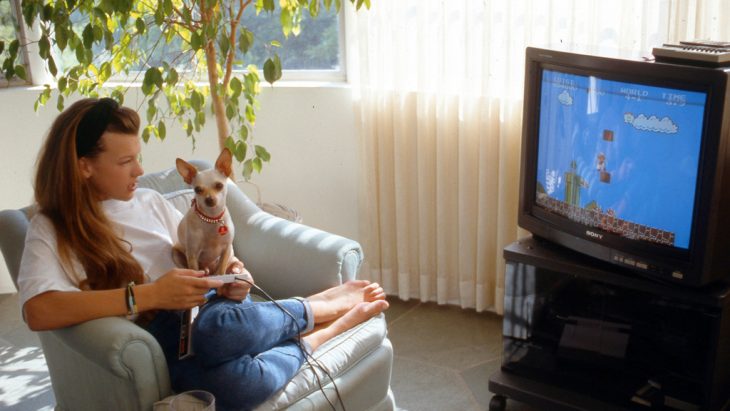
[488,237,730,411]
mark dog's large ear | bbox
[176,158,198,185]
[215,148,233,178]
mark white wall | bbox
[0,84,360,293]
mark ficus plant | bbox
[2,0,370,180]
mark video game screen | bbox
[535,68,708,249]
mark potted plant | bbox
[1,0,370,179]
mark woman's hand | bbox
[144,268,224,310]
[217,257,253,301]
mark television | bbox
[518,47,730,287]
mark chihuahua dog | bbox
[172,148,235,275]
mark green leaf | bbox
[186,119,194,136]
[75,46,87,65]
[13,65,26,80]
[147,101,157,122]
[104,29,114,50]
[190,32,202,50]
[47,55,57,77]
[158,120,166,140]
[56,26,68,51]
[166,68,179,86]
[135,17,145,35]
[82,24,94,49]
[234,141,247,162]
[280,7,292,37]
[93,25,103,41]
[142,126,151,143]
[263,55,282,84]
[220,33,231,55]
[22,2,36,27]
[142,68,157,95]
[230,77,242,98]
[58,77,67,92]
[245,104,255,124]
[163,0,173,15]
[255,145,270,162]
[111,87,125,105]
[39,35,51,59]
[8,39,18,56]
[309,0,319,17]
[239,125,248,140]
[226,104,235,120]
[238,29,254,54]
[190,91,201,111]
[154,5,164,25]
[56,94,64,111]
[0,41,4,55]
[41,4,53,21]
[242,159,253,180]
[252,157,262,173]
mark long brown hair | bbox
[35,98,145,290]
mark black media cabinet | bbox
[488,237,730,411]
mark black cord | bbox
[235,278,347,411]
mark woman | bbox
[17,97,388,410]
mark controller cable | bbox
[234,277,347,411]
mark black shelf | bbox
[489,237,730,411]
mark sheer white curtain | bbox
[348,0,729,313]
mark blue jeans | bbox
[145,295,312,411]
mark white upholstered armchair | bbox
[0,160,395,411]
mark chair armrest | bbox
[0,209,30,288]
[43,316,171,410]
[226,187,363,299]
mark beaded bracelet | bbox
[125,281,138,317]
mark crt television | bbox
[518,47,730,287]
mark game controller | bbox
[206,274,242,283]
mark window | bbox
[53,4,345,84]
[0,0,30,86]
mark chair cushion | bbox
[254,314,388,410]
[154,315,388,411]
[163,189,195,214]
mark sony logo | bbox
[585,230,603,240]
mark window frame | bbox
[0,0,33,87]
[20,3,348,87]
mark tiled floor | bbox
[0,293,55,411]
[0,293,534,411]
[384,297,534,411]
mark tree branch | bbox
[222,0,251,88]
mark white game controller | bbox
[206,274,243,283]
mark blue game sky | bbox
[536,69,707,249]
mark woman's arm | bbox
[24,268,224,331]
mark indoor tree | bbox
[1,0,369,179]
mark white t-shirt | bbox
[17,188,183,309]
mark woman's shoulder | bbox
[27,212,55,237]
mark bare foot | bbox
[302,300,389,351]
[307,280,386,323]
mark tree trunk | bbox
[204,34,230,151]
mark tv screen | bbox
[536,69,706,250]
[519,47,730,286]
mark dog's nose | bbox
[205,197,216,207]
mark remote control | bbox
[206,274,243,283]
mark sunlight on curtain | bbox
[349,0,727,313]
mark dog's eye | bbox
[215,182,224,190]
[194,187,203,194]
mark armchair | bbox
[0,160,395,411]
